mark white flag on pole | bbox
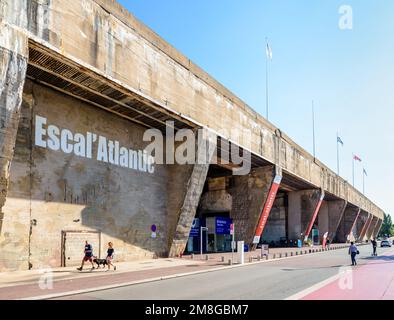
[266,42,273,60]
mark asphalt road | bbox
[56,244,391,300]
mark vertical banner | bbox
[253,175,282,244]
[304,190,325,242]
[347,208,361,240]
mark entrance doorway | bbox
[61,231,101,267]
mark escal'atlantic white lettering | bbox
[34,115,155,174]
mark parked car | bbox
[381,240,392,248]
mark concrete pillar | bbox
[288,189,323,242]
[372,219,383,238]
[327,200,347,241]
[168,133,216,257]
[0,21,28,234]
[365,216,378,241]
[318,201,329,239]
[336,206,360,243]
[229,165,276,246]
[357,213,372,242]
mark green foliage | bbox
[378,213,394,237]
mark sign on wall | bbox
[189,218,200,238]
[34,115,155,174]
[215,217,233,235]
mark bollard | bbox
[191,254,194,260]
[266,255,269,260]
[279,253,282,258]
[228,259,232,265]
[291,252,293,256]
[249,257,253,263]
[296,251,298,256]
[273,253,276,259]
[305,250,308,254]
[206,255,209,261]
[221,256,225,262]
[285,253,288,257]
[300,251,303,255]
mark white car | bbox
[381,240,392,248]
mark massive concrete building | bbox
[0,0,384,271]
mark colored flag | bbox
[266,42,273,60]
[337,136,344,146]
[363,168,368,176]
[353,155,362,162]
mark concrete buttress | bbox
[0,11,28,234]
[168,131,216,257]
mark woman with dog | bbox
[106,242,116,271]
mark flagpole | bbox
[352,154,355,187]
[312,101,316,158]
[265,38,269,121]
[363,169,365,194]
[336,132,339,175]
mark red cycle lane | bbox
[303,249,394,300]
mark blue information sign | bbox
[215,217,233,235]
[189,218,200,237]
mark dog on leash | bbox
[93,256,108,269]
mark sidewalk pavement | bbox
[0,243,350,300]
[301,247,394,300]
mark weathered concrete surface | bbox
[366,217,378,241]
[199,177,232,214]
[358,213,372,242]
[1,81,191,270]
[0,0,382,219]
[336,207,360,243]
[372,219,383,238]
[261,194,287,244]
[168,134,215,257]
[228,165,276,246]
[0,19,28,236]
[288,189,322,241]
[318,201,329,239]
[327,200,347,240]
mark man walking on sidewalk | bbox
[77,240,95,271]
[349,242,359,266]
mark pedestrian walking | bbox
[348,242,359,266]
[326,237,331,249]
[106,242,117,271]
[371,239,378,256]
[77,240,95,271]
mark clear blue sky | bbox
[118,0,394,216]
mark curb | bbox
[21,245,353,300]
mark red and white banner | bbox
[253,175,282,244]
[304,191,325,242]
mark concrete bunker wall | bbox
[0,81,191,271]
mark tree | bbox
[378,213,394,237]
